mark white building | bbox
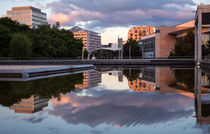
[71,26,102,53]
[7,6,47,28]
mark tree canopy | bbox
[0,17,83,59]
[123,38,141,59]
[169,30,210,58]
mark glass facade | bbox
[139,37,156,58]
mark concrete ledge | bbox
[0,59,195,66]
[0,64,95,81]
[201,60,210,69]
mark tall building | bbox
[6,6,47,28]
[9,95,49,114]
[71,26,101,53]
[128,26,154,41]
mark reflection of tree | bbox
[0,73,83,107]
[123,69,140,81]
[173,69,194,90]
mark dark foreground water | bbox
[0,66,210,134]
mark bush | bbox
[9,33,31,59]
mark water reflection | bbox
[9,95,48,114]
[1,66,210,134]
[0,72,83,107]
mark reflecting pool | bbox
[0,66,210,134]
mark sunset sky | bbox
[0,0,210,44]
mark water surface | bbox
[0,66,210,134]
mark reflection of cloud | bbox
[49,89,194,127]
[23,116,46,124]
[47,127,60,134]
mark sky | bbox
[0,0,210,44]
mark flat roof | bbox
[168,27,194,35]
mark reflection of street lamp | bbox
[82,50,84,60]
[142,45,144,59]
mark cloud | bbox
[48,89,194,128]
[47,0,196,29]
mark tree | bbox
[169,30,209,58]
[0,25,11,57]
[0,17,30,33]
[124,38,141,59]
[0,17,83,59]
[9,33,31,59]
[169,31,194,58]
[83,49,89,59]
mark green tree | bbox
[124,38,141,59]
[83,49,89,59]
[169,31,209,58]
[9,33,31,59]
[0,25,11,57]
[0,17,83,59]
[0,17,30,33]
[169,31,194,58]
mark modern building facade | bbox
[139,33,156,58]
[128,26,154,41]
[6,6,47,28]
[138,20,210,58]
[71,26,101,53]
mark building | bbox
[139,33,156,58]
[128,26,154,41]
[94,37,124,59]
[71,26,101,53]
[6,6,47,28]
[138,20,210,58]
[9,95,48,114]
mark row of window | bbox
[130,33,147,37]
[13,16,32,20]
[32,18,47,23]
[32,12,46,19]
[20,21,32,24]
[8,12,31,16]
[134,30,147,33]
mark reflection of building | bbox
[6,6,47,28]
[9,95,48,114]
[128,78,155,93]
[127,67,156,93]
[128,26,154,41]
[75,70,102,89]
[71,26,101,53]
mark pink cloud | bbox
[48,4,104,25]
